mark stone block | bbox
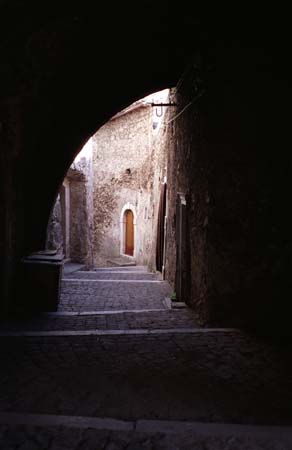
[19,252,63,312]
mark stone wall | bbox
[149,97,173,272]
[46,96,169,270]
[165,71,209,323]
[92,99,168,267]
[46,146,94,268]
[164,54,292,334]
[46,194,63,255]
[67,151,94,268]
[165,61,256,326]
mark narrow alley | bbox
[1,2,292,449]
[0,265,292,449]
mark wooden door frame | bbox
[120,203,137,258]
[125,209,134,256]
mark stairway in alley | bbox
[0,265,292,449]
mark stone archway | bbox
[120,203,137,258]
[0,2,201,307]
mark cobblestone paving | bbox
[1,422,291,450]
[0,332,291,425]
[59,280,171,312]
[1,266,292,449]
[0,310,199,332]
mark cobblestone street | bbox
[59,268,170,312]
[0,266,292,449]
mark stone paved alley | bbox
[0,266,292,449]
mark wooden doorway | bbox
[125,209,134,256]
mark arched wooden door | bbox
[125,209,134,256]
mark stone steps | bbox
[0,332,291,426]
[94,265,148,272]
[106,256,136,267]
[63,270,161,281]
[0,309,199,333]
[1,267,291,449]
[59,277,171,313]
[1,413,292,450]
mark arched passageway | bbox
[1,5,292,447]
[0,2,190,308]
[0,2,291,338]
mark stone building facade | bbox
[46,90,170,269]
[46,139,94,268]
[91,92,169,267]
[162,59,291,333]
